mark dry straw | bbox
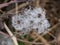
[4,23,18,45]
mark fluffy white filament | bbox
[0,34,14,45]
[12,7,50,34]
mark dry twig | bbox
[7,2,29,14]
[32,32,50,45]
[15,0,18,15]
[4,22,18,45]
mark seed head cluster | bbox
[12,7,50,34]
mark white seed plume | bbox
[0,34,14,45]
[12,7,50,34]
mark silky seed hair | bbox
[12,7,50,34]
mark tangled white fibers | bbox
[12,7,50,34]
